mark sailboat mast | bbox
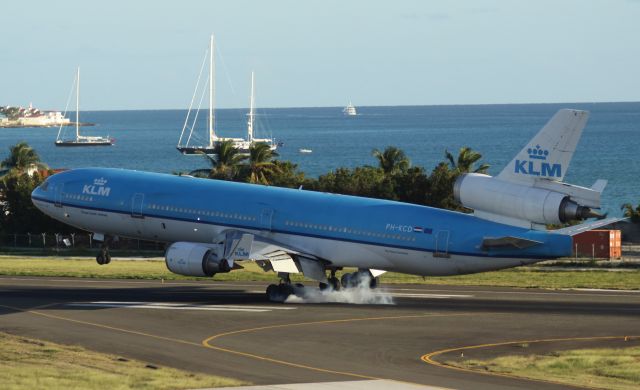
[247,71,254,142]
[209,34,216,146]
[76,67,80,140]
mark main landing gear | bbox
[341,270,378,289]
[266,273,304,302]
[265,269,379,302]
[319,268,340,291]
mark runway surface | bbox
[1,276,639,389]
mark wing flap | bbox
[264,250,300,273]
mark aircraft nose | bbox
[31,177,54,207]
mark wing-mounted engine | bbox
[165,233,254,277]
[165,242,230,277]
[454,173,604,229]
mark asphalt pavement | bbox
[1,276,639,389]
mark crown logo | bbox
[527,145,548,160]
[93,177,108,186]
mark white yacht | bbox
[177,35,277,155]
[55,67,114,147]
[343,101,357,116]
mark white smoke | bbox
[284,276,394,305]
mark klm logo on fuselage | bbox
[514,145,562,178]
[82,177,111,197]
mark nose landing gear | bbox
[95,236,112,265]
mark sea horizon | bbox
[20,100,640,113]
[2,102,639,216]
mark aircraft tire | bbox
[340,273,352,289]
[266,284,278,300]
[104,253,112,264]
[328,276,340,290]
[96,254,105,265]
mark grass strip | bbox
[447,346,640,390]
[0,331,245,390]
[1,256,639,289]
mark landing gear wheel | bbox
[340,273,352,289]
[319,282,329,291]
[266,283,295,302]
[266,284,278,300]
[96,238,111,265]
[328,276,340,290]
[341,271,376,289]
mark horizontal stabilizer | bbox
[482,236,542,250]
[591,179,607,193]
[550,217,628,236]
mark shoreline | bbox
[0,122,95,128]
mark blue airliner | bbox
[31,109,618,300]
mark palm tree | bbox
[372,146,410,176]
[621,203,640,223]
[1,142,48,175]
[245,142,279,185]
[190,140,247,180]
[445,146,489,175]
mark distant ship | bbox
[177,35,277,155]
[55,67,114,147]
[298,148,312,154]
[343,101,357,116]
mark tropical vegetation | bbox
[621,203,640,223]
[1,143,73,237]
[1,141,48,175]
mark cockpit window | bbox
[39,180,50,191]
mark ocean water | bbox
[1,103,639,216]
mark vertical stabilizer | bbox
[497,109,589,184]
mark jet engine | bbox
[453,173,601,226]
[165,242,230,277]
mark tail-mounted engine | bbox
[453,173,604,228]
[165,242,230,277]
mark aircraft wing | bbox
[220,229,330,283]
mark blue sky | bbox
[2,0,639,110]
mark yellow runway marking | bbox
[0,303,201,347]
[2,301,476,385]
[202,312,480,382]
[2,301,490,387]
[421,335,640,388]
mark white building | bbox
[17,111,70,127]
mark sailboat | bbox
[343,101,357,116]
[55,67,114,147]
[177,35,277,155]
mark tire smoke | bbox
[284,275,394,305]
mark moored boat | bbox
[55,67,114,147]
